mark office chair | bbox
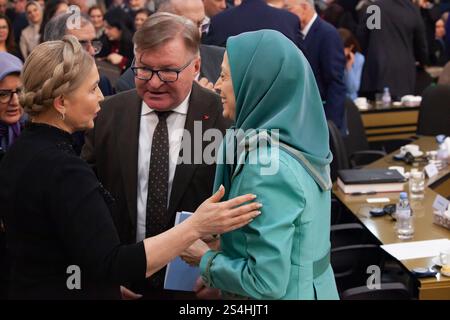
[331,243,409,295]
[331,244,384,292]
[344,99,387,167]
[328,120,350,182]
[330,223,370,248]
[417,84,450,136]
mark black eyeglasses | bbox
[0,88,21,104]
[131,57,195,83]
[78,39,103,55]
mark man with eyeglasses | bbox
[82,13,231,299]
[116,0,225,93]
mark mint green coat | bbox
[200,30,339,300]
[200,146,338,299]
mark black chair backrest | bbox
[328,120,349,182]
[344,98,370,157]
[417,84,450,136]
[330,223,369,248]
[331,244,384,292]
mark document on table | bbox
[164,211,200,292]
[381,239,450,261]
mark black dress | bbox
[0,123,146,299]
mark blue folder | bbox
[164,211,200,292]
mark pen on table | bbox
[350,191,377,196]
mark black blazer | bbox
[114,44,225,93]
[303,17,346,133]
[202,0,303,51]
[358,0,428,98]
[0,124,146,299]
[81,82,231,245]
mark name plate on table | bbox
[433,195,450,212]
[424,163,439,178]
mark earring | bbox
[60,111,65,121]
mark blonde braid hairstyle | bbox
[20,35,95,118]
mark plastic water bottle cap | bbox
[436,134,446,144]
[400,192,408,199]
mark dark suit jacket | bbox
[358,0,428,99]
[115,44,225,93]
[202,0,303,51]
[303,17,346,133]
[81,82,231,245]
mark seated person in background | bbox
[97,7,134,73]
[338,28,365,101]
[181,30,338,300]
[0,35,261,299]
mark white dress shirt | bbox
[136,93,190,242]
[302,13,318,39]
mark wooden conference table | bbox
[333,136,450,299]
[359,104,419,142]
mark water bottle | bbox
[382,87,391,108]
[396,192,414,240]
[436,135,449,168]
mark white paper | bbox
[366,197,390,203]
[381,239,450,261]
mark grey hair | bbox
[133,12,200,56]
[304,0,315,6]
[153,0,169,11]
[156,0,175,13]
[43,12,92,41]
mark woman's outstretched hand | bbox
[189,185,262,238]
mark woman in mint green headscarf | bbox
[181,29,339,300]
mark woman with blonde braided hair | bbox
[0,35,261,299]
